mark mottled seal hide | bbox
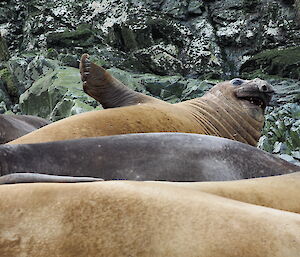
[0,114,50,144]
[0,177,300,257]
[7,75,274,146]
[1,133,298,181]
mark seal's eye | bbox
[231,78,244,86]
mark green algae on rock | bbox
[46,24,101,49]
[19,66,99,121]
[0,68,18,103]
[240,47,300,80]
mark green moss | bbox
[0,68,18,97]
[241,70,283,80]
[20,66,98,120]
[241,47,300,80]
[46,48,59,59]
[46,24,98,48]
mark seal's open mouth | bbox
[239,95,267,109]
[231,78,274,110]
[235,91,273,110]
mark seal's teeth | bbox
[84,72,90,76]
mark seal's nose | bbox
[253,78,274,94]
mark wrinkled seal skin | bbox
[7,76,274,146]
[0,114,50,144]
[1,177,300,257]
[1,133,298,182]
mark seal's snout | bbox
[253,78,274,94]
[234,78,274,109]
[253,78,274,108]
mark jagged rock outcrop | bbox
[1,0,299,77]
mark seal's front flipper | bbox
[0,173,103,184]
[80,53,162,109]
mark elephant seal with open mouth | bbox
[7,74,274,145]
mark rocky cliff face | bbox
[0,0,299,164]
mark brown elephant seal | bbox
[80,54,274,111]
[157,172,300,214]
[7,74,274,145]
[1,133,298,181]
[1,172,300,214]
[1,180,300,257]
[0,114,50,144]
[1,171,300,214]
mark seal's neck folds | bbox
[179,93,263,146]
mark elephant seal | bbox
[1,172,299,214]
[0,181,300,257]
[0,114,50,144]
[7,75,274,146]
[80,54,273,111]
[1,133,298,181]
[157,172,300,214]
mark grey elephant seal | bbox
[0,114,50,144]
[1,176,300,257]
[1,133,298,182]
[8,64,274,146]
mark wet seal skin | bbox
[1,133,298,182]
[0,173,102,184]
[0,176,300,257]
[0,114,50,144]
[7,71,274,146]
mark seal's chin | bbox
[238,95,266,110]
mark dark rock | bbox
[46,24,102,49]
[0,36,10,61]
[58,54,79,68]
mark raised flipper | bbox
[80,53,162,108]
[0,173,103,184]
